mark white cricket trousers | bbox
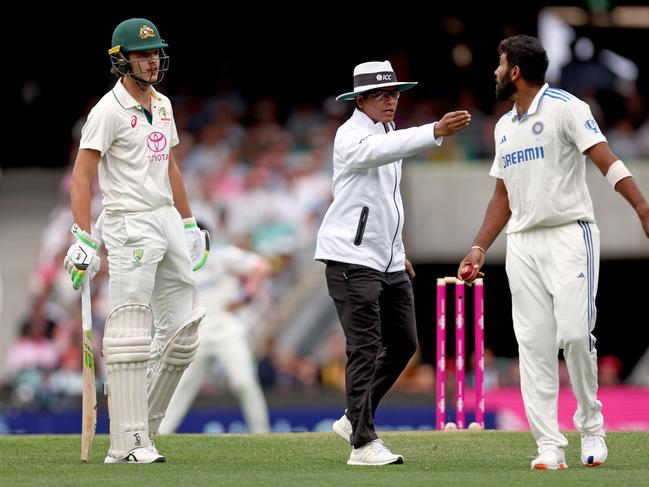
[506,221,604,452]
[102,205,195,359]
[160,316,270,434]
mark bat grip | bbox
[81,280,92,332]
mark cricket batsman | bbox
[64,18,209,463]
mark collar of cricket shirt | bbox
[511,83,549,122]
[112,78,162,110]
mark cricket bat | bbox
[80,280,96,462]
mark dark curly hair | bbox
[498,35,549,86]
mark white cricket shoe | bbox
[531,447,568,470]
[104,444,166,464]
[347,439,404,466]
[581,433,607,467]
[332,412,352,444]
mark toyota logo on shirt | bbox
[146,132,167,152]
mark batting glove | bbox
[183,217,210,271]
[64,223,101,290]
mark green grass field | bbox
[2,431,647,486]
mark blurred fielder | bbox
[458,35,649,470]
[160,242,271,434]
[65,18,209,464]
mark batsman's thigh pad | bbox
[103,303,153,457]
[148,306,205,434]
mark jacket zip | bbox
[384,122,400,272]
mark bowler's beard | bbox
[495,74,516,101]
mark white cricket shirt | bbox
[80,79,180,213]
[194,245,261,340]
[490,83,607,233]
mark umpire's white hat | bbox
[336,60,417,101]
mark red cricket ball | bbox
[460,264,474,281]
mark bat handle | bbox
[81,280,92,332]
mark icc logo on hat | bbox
[336,60,417,101]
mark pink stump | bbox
[474,279,485,428]
[455,281,465,429]
[436,278,446,430]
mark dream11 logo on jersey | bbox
[146,131,168,162]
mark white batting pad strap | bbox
[103,336,150,364]
[103,303,153,458]
[606,160,632,188]
[148,307,205,434]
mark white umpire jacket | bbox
[315,109,442,272]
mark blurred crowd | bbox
[2,61,640,411]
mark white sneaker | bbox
[347,439,404,466]
[104,444,166,464]
[531,447,568,470]
[581,433,607,467]
[332,413,352,444]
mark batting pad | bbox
[103,303,153,457]
[147,306,205,434]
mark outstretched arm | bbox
[342,111,472,170]
[586,142,649,237]
[456,179,511,282]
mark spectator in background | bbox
[320,334,346,392]
[560,38,616,99]
[4,316,58,408]
[607,116,642,160]
[454,89,489,160]
[637,114,649,157]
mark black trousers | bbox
[325,261,417,448]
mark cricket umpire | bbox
[315,60,471,465]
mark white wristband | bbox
[606,160,632,188]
